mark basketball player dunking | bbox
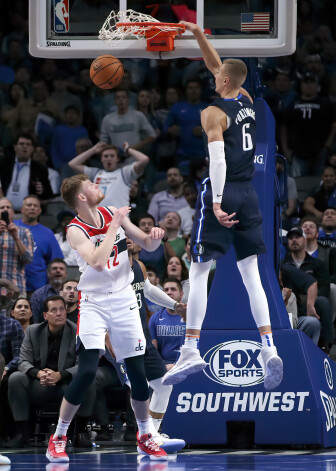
[162,22,283,390]
[46,175,168,462]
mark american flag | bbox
[241,12,270,31]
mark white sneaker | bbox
[0,454,11,465]
[261,346,283,390]
[152,433,185,454]
[162,346,206,386]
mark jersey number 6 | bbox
[242,123,253,151]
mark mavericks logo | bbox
[203,340,264,387]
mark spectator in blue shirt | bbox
[30,258,67,323]
[50,104,89,172]
[318,207,336,248]
[149,277,186,370]
[16,195,64,293]
[163,79,207,172]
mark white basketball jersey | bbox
[67,206,133,293]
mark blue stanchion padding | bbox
[163,330,336,446]
[162,99,336,447]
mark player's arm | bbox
[122,142,150,175]
[202,107,239,228]
[67,206,130,271]
[138,260,187,316]
[120,216,165,252]
[68,141,107,173]
[180,21,222,75]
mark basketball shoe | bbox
[46,434,69,462]
[162,345,206,386]
[152,432,185,454]
[260,346,283,390]
[137,432,168,460]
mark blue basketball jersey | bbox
[131,259,151,341]
[204,94,256,182]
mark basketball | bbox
[90,55,124,89]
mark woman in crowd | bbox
[163,256,189,303]
[11,297,33,332]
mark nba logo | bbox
[54,0,69,33]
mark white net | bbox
[99,9,182,44]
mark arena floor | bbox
[4,446,336,471]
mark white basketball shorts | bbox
[77,284,146,362]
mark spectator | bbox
[1,82,27,125]
[32,145,60,195]
[54,211,78,266]
[182,236,192,271]
[318,207,336,248]
[303,167,336,220]
[6,77,60,142]
[149,278,186,369]
[276,156,298,228]
[148,167,188,224]
[7,296,96,447]
[265,72,296,116]
[163,79,207,170]
[0,308,24,375]
[153,87,181,128]
[302,217,336,273]
[59,279,79,325]
[10,297,33,333]
[280,265,321,344]
[129,180,149,225]
[302,216,336,323]
[162,211,185,258]
[16,195,64,294]
[138,214,175,279]
[178,182,197,236]
[50,71,82,116]
[0,308,24,442]
[280,72,336,176]
[68,141,149,208]
[145,265,162,314]
[50,105,89,172]
[284,227,333,353]
[0,197,34,296]
[163,256,190,303]
[30,258,67,324]
[101,69,138,114]
[0,134,54,211]
[136,88,160,136]
[0,278,20,316]
[100,88,156,153]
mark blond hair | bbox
[61,174,89,210]
[222,59,247,88]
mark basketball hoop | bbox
[99,9,186,53]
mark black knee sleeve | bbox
[124,355,149,402]
[65,347,100,406]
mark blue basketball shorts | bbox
[191,178,266,263]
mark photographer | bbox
[0,198,34,297]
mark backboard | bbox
[29,0,297,59]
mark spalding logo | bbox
[94,61,103,71]
[203,340,264,387]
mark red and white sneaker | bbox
[137,432,168,460]
[46,434,69,462]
